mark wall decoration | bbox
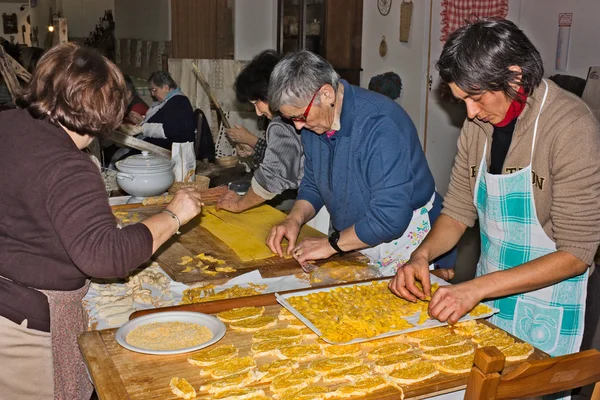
[441,0,509,41]
[3,13,18,34]
[378,0,392,16]
[379,35,388,57]
[399,1,413,43]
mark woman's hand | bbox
[216,190,243,212]
[388,253,432,302]
[236,143,255,158]
[267,218,302,256]
[128,111,144,125]
[166,188,204,225]
[291,237,336,269]
[428,281,484,325]
[226,125,259,148]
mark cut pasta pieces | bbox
[500,342,534,362]
[388,362,439,385]
[323,343,362,358]
[269,369,320,394]
[373,353,421,374]
[332,376,391,398]
[406,327,452,343]
[252,327,303,342]
[251,338,302,357]
[308,356,363,374]
[212,388,266,400]
[322,365,371,384]
[199,370,256,394]
[277,344,323,362]
[418,334,468,350]
[435,354,475,374]
[229,315,277,332]
[187,344,238,367]
[421,343,475,360]
[200,356,257,379]
[217,306,265,323]
[169,377,196,399]
[367,343,413,360]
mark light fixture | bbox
[48,11,60,33]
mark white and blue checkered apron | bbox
[473,80,587,357]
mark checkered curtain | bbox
[441,0,509,41]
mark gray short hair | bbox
[148,70,178,89]
[268,50,339,111]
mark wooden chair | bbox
[465,347,600,399]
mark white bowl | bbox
[116,151,175,198]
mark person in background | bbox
[266,50,455,276]
[217,50,303,213]
[123,74,149,126]
[0,43,203,400]
[389,19,600,359]
[141,70,196,150]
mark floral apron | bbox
[361,192,435,277]
[474,80,588,357]
[39,281,93,400]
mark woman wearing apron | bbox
[0,44,203,400]
[265,51,455,276]
[390,18,600,365]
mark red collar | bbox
[494,87,527,128]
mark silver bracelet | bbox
[161,209,181,235]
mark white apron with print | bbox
[361,193,435,277]
[474,80,588,357]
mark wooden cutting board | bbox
[112,203,368,285]
[80,294,549,400]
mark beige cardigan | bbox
[442,79,600,265]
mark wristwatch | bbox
[328,231,346,255]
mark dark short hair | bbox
[124,74,137,95]
[148,70,177,89]
[234,49,283,103]
[17,43,126,138]
[436,19,544,100]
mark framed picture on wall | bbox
[3,13,18,34]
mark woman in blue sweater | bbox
[266,51,454,276]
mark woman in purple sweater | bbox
[0,43,203,400]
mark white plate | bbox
[115,311,226,355]
[276,274,499,345]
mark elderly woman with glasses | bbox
[141,70,196,150]
[266,50,455,276]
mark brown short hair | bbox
[17,43,126,138]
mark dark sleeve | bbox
[354,116,419,246]
[147,96,196,147]
[253,137,267,164]
[46,155,153,279]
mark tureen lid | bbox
[116,151,173,173]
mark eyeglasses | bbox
[290,86,322,122]
[149,87,158,94]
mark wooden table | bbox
[112,203,368,285]
[80,283,549,400]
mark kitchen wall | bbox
[29,0,54,47]
[114,0,170,42]
[509,0,600,80]
[60,0,113,40]
[0,2,30,45]
[361,1,430,140]
[233,0,277,61]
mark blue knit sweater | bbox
[298,80,437,246]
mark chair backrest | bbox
[465,347,600,400]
